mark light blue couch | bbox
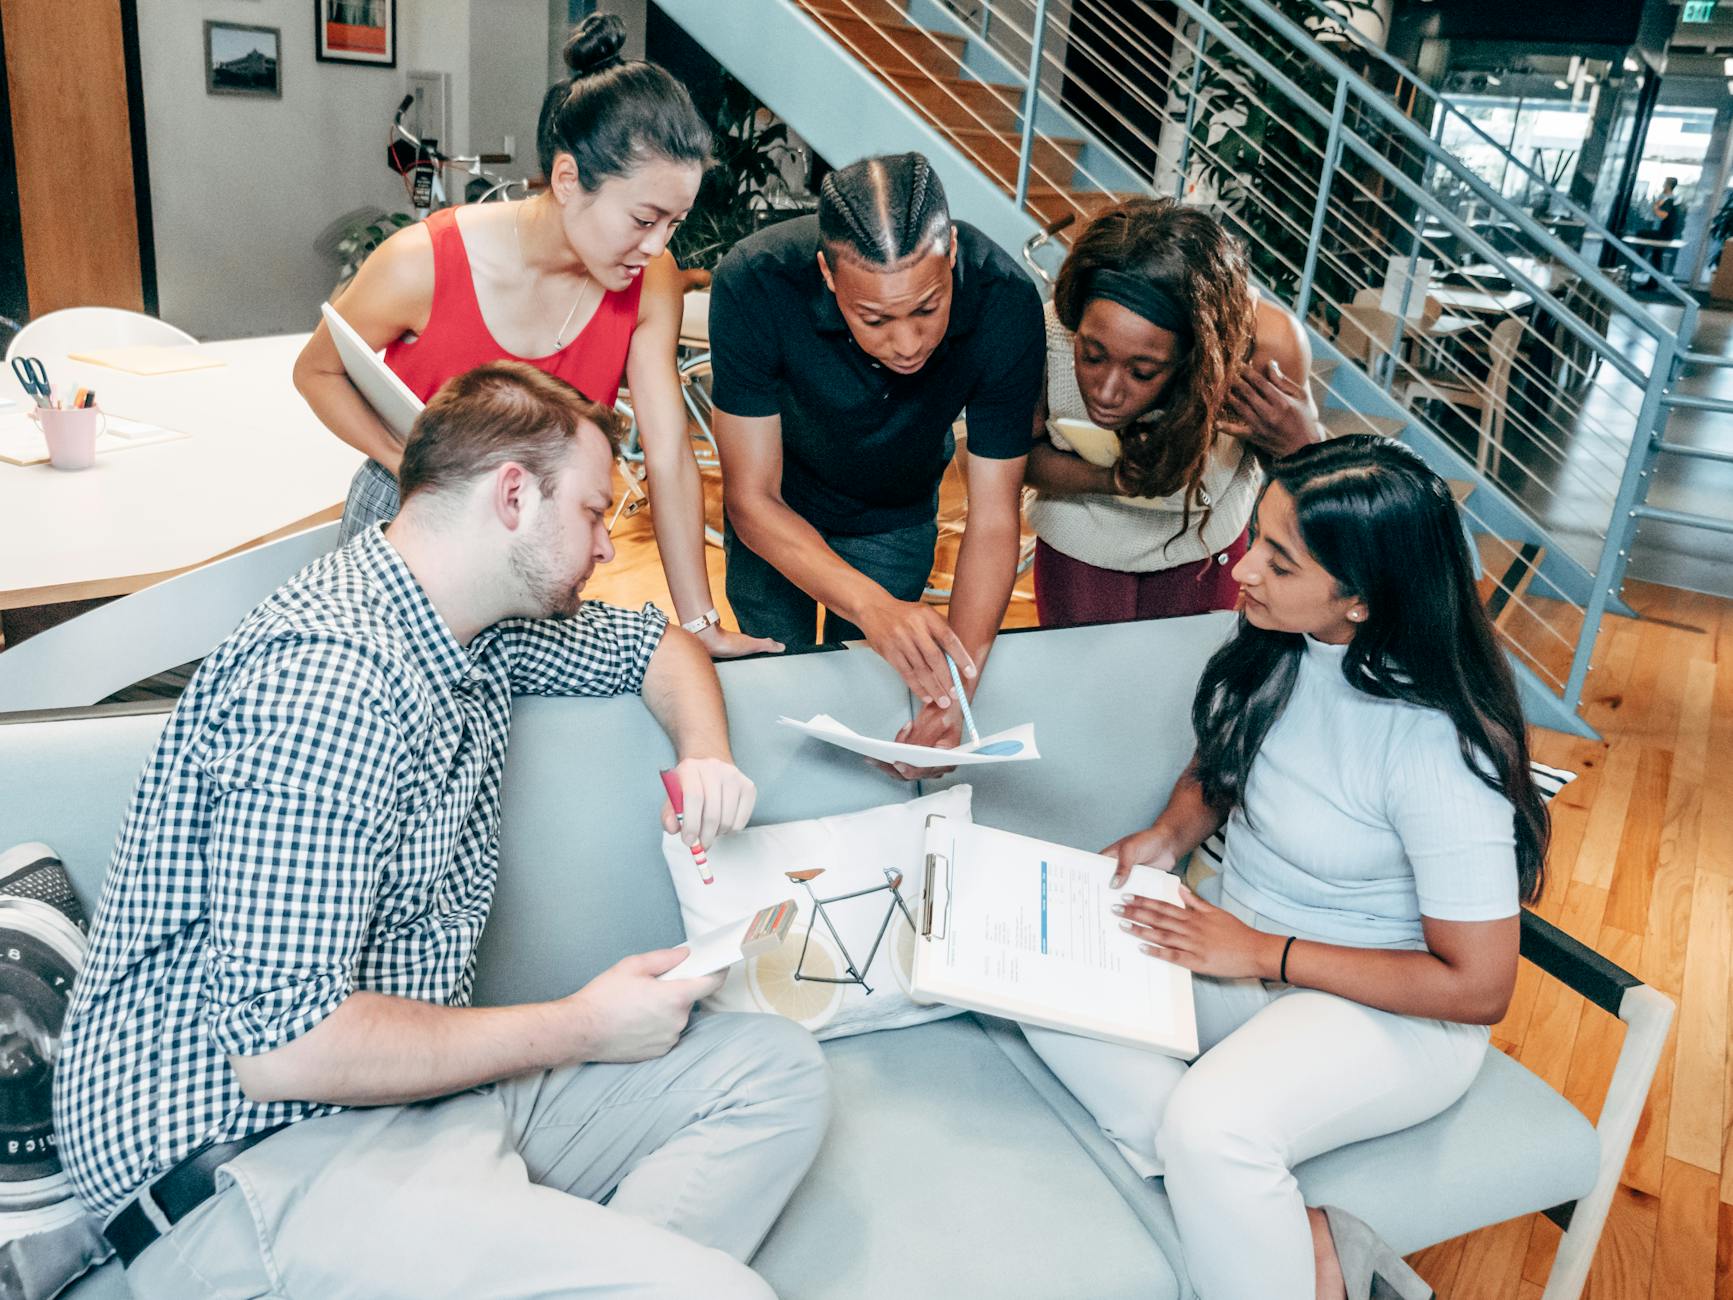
[1,615,1669,1299]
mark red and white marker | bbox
[659,769,713,885]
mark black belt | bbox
[103,1125,288,1268]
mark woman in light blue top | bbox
[1022,435,1549,1300]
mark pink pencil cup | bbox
[35,406,105,471]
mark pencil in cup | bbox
[658,769,713,885]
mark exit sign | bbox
[1684,0,1717,22]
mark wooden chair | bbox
[1400,317,1525,476]
[4,307,197,362]
[0,522,337,714]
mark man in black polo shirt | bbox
[710,153,1043,760]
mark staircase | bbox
[655,0,1721,740]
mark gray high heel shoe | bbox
[1322,1206,1434,1300]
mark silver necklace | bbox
[515,201,593,351]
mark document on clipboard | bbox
[912,816,1198,1058]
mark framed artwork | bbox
[205,21,282,99]
[316,0,397,67]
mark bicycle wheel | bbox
[746,928,845,1031]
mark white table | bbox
[0,334,362,611]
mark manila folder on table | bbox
[912,816,1198,1059]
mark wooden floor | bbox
[595,458,1732,1300]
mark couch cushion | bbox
[932,615,1235,853]
[756,1014,1180,1300]
[1293,1047,1599,1254]
[58,1259,126,1300]
[0,706,173,909]
[475,645,915,1003]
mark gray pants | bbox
[126,1013,829,1299]
[722,516,939,649]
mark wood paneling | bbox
[0,0,142,313]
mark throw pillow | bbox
[663,786,972,1040]
[0,843,111,1300]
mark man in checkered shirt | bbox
[52,362,828,1298]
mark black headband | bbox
[1082,269,1193,344]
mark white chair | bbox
[5,307,197,363]
[0,522,337,714]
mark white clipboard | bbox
[321,302,424,440]
[912,815,1198,1058]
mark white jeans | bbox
[125,1013,830,1299]
[1022,885,1488,1300]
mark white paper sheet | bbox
[778,714,1040,766]
[0,412,186,467]
[912,818,1197,1058]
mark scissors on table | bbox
[10,356,52,408]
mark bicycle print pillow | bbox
[662,785,973,1041]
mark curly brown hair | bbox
[1053,198,1257,522]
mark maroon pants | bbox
[1033,531,1249,629]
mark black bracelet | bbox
[1279,935,1297,984]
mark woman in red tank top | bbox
[294,16,778,658]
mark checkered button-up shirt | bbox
[52,527,667,1220]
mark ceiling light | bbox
[1623,56,1640,72]
[1727,79,1733,94]
[1554,79,1570,89]
[1486,74,1502,86]
[1723,56,1733,74]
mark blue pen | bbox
[946,654,981,746]
[944,654,1024,757]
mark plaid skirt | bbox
[339,459,401,545]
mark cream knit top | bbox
[1027,298,1262,572]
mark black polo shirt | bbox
[709,216,1043,536]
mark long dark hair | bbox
[535,15,712,189]
[1053,198,1256,524]
[1192,436,1549,902]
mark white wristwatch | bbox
[681,608,722,635]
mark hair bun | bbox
[563,14,627,77]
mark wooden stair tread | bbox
[1319,408,1405,439]
[1447,479,1475,505]
[944,124,1082,150]
[798,8,967,79]
[798,0,911,19]
[1475,532,1547,629]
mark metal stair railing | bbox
[969,0,1608,693]
[791,0,1687,724]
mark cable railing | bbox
[969,0,1697,327]
[789,0,1688,714]
[965,0,1649,547]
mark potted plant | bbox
[1710,189,1733,302]
[669,74,813,274]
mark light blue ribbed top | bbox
[1220,635,1520,949]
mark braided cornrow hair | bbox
[818,153,954,266]
[1053,197,1257,548]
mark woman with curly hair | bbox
[1027,198,1323,627]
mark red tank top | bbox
[384,206,642,407]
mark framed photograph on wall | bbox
[205,21,282,98]
[315,0,397,67]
